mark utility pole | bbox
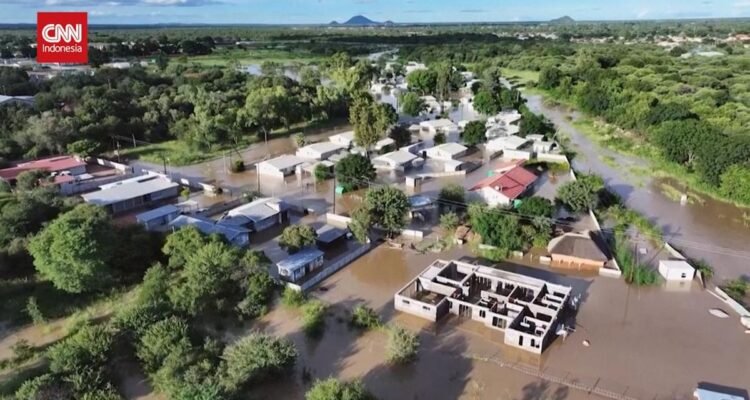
[332,173,337,215]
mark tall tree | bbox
[365,186,409,236]
[335,153,375,192]
[399,92,427,117]
[28,204,116,293]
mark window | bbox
[422,306,431,311]
[681,273,687,279]
[402,299,410,305]
[479,310,486,318]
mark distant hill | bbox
[330,15,381,26]
[550,16,575,24]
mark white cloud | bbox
[734,0,750,7]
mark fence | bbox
[286,242,372,292]
[91,157,133,173]
[535,152,570,164]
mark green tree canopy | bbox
[468,204,525,251]
[556,174,604,213]
[365,186,409,236]
[306,378,374,400]
[335,153,375,192]
[28,204,115,293]
[462,120,486,146]
[220,333,297,391]
[516,196,555,218]
[279,224,317,254]
[399,92,427,116]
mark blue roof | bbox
[136,205,180,223]
[169,215,250,241]
[277,248,324,272]
[409,195,433,209]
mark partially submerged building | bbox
[218,197,288,233]
[547,231,609,271]
[256,155,306,178]
[423,142,468,161]
[419,119,460,145]
[276,248,325,283]
[295,142,347,161]
[372,150,424,171]
[0,155,87,184]
[470,162,538,207]
[168,215,251,247]
[135,204,181,230]
[81,174,179,214]
[395,259,572,354]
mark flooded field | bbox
[525,95,750,281]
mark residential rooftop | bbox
[0,155,86,181]
[81,175,179,206]
[277,248,325,273]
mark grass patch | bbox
[600,154,617,169]
[658,182,705,205]
[183,48,324,67]
[612,232,660,286]
[721,278,749,306]
[500,68,540,86]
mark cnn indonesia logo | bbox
[37,12,88,64]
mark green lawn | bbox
[501,68,540,86]
[183,48,324,67]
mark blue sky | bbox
[0,0,749,24]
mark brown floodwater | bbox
[525,94,750,281]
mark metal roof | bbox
[169,215,249,241]
[297,142,346,156]
[135,205,180,223]
[276,248,325,273]
[374,150,418,165]
[427,142,467,156]
[82,176,178,206]
[258,154,305,171]
[316,225,348,244]
[224,197,284,224]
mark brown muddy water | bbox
[525,94,750,281]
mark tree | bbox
[155,51,169,71]
[15,169,47,191]
[406,69,437,95]
[301,299,327,336]
[236,253,276,319]
[440,212,460,235]
[220,333,297,391]
[556,174,604,213]
[388,125,412,148]
[365,186,409,236]
[28,204,115,293]
[48,324,114,375]
[538,66,562,90]
[293,133,307,148]
[387,326,419,364]
[433,131,446,145]
[314,163,331,183]
[349,206,372,244]
[137,317,191,373]
[279,224,317,254]
[306,378,374,400]
[462,120,486,146]
[516,197,555,218]
[168,241,240,315]
[468,204,525,251]
[335,153,375,192]
[519,109,555,137]
[66,139,100,158]
[350,95,397,152]
[719,164,750,205]
[162,226,210,269]
[651,119,717,167]
[399,92,427,116]
[472,88,501,116]
[438,183,465,208]
[0,179,10,193]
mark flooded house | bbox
[372,150,424,171]
[81,174,179,214]
[419,119,460,145]
[423,142,468,161]
[256,155,306,178]
[394,259,572,354]
[168,215,251,247]
[546,231,610,271]
[277,248,325,283]
[218,197,289,233]
[295,142,347,161]
[469,161,538,207]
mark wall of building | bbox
[285,242,371,292]
[550,254,605,270]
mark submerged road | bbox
[524,94,750,281]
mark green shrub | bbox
[230,160,245,173]
[25,296,44,325]
[220,333,297,391]
[351,305,380,330]
[306,378,374,400]
[386,325,419,364]
[281,287,306,307]
[47,324,114,375]
[301,300,327,337]
[723,278,749,303]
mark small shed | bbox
[136,205,181,230]
[277,248,325,283]
[658,260,695,282]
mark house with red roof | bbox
[0,155,87,184]
[470,161,539,207]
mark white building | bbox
[419,119,460,145]
[487,110,522,126]
[256,155,306,178]
[420,95,442,113]
[295,142,347,161]
[395,259,572,354]
[81,174,179,214]
[329,131,356,148]
[658,260,695,282]
[372,150,423,171]
[219,197,288,233]
[532,141,556,154]
[486,135,530,153]
[0,95,35,107]
[424,143,468,161]
[405,61,428,75]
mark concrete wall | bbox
[394,293,441,322]
[502,149,533,160]
[325,213,352,228]
[91,157,133,173]
[401,229,424,241]
[535,153,569,164]
[59,173,134,195]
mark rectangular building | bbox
[277,248,325,283]
[81,174,179,214]
[395,259,572,354]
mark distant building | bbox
[218,197,288,233]
[547,231,609,271]
[423,143,468,161]
[81,174,179,214]
[395,259,572,354]
[296,142,347,161]
[328,131,356,148]
[0,155,87,184]
[256,155,306,178]
[419,119,460,145]
[372,150,423,171]
[470,162,538,207]
[404,61,428,75]
[486,135,530,153]
[169,215,251,247]
[277,248,325,283]
[0,95,35,108]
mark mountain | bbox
[332,15,380,26]
[550,16,575,24]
